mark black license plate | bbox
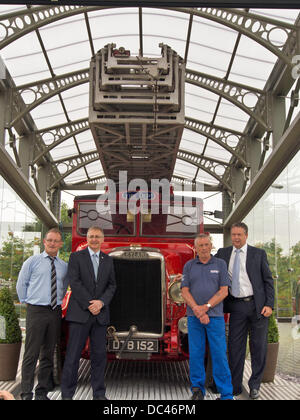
[108,338,158,353]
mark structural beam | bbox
[0,142,58,228]
[224,110,300,227]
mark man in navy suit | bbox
[61,226,116,400]
[215,222,274,399]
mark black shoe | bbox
[207,381,218,394]
[249,389,260,399]
[21,393,33,400]
[233,389,242,396]
[35,394,50,400]
[93,395,108,400]
[190,388,204,400]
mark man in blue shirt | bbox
[17,228,68,400]
[181,234,233,400]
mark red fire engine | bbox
[62,190,203,361]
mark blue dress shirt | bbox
[87,247,100,259]
[16,251,68,306]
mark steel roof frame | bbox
[0,5,299,231]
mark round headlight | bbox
[178,317,188,334]
[168,280,185,304]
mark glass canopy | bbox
[0,4,299,223]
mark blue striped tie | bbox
[92,253,99,282]
[231,249,241,297]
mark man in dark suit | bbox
[61,226,116,400]
[215,222,274,399]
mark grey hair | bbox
[87,226,104,236]
[194,233,212,246]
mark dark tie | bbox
[48,256,57,309]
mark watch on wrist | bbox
[206,303,212,309]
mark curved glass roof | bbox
[0,5,299,222]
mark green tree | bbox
[0,232,39,300]
[255,238,292,317]
[290,241,300,295]
[58,201,72,262]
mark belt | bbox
[27,303,61,309]
[230,295,254,302]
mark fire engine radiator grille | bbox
[110,258,162,335]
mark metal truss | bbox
[32,118,89,166]
[0,5,103,49]
[2,6,296,160]
[185,117,248,167]
[49,151,100,189]
[28,115,244,193]
[7,65,270,146]
[181,8,299,65]
[177,149,233,195]
[6,66,258,194]
[0,6,297,63]
[1,5,299,227]
[65,174,221,191]
[185,69,269,131]
[8,69,89,130]
[8,66,269,130]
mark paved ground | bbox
[1,321,300,400]
[276,322,300,380]
[1,355,299,401]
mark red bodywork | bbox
[62,192,203,361]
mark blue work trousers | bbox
[188,315,233,400]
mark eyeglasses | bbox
[87,235,104,239]
[45,239,62,244]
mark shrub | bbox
[267,312,279,344]
[0,287,22,344]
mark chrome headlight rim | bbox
[168,280,185,304]
[178,316,188,334]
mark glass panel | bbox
[244,149,300,380]
[77,202,135,237]
[141,204,202,237]
[0,176,43,307]
[189,16,238,77]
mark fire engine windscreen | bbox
[77,202,201,237]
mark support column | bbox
[231,166,245,204]
[271,94,286,148]
[222,191,232,247]
[0,85,7,146]
[19,133,34,179]
[37,164,50,202]
[48,188,61,221]
[246,135,262,181]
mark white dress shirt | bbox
[228,244,253,298]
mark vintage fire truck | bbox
[60,43,204,362]
[61,190,203,361]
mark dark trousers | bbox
[61,317,107,399]
[228,299,269,393]
[21,304,61,398]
